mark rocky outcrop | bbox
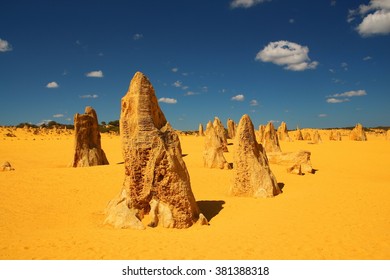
[329,130,342,141]
[295,128,304,141]
[277,121,291,141]
[303,131,312,141]
[311,130,322,144]
[198,123,204,136]
[349,123,367,141]
[267,151,313,175]
[203,124,231,169]
[255,125,265,144]
[227,118,236,139]
[229,114,281,198]
[213,117,228,152]
[104,72,202,229]
[1,161,14,171]
[261,122,281,153]
[71,106,109,167]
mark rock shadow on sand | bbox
[197,200,225,222]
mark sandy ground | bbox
[0,128,389,260]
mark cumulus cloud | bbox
[0,38,12,52]
[230,0,270,9]
[231,94,245,101]
[171,67,179,73]
[79,94,99,99]
[256,40,318,71]
[363,55,373,60]
[86,70,104,78]
[133,33,143,40]
[349,0,390,36]
[158,97,177,104]
[46,81,59,88]
[318,113,328,117]
[250,99,259,106]
[53,114,64,118]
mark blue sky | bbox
[1,0,389,130]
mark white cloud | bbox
[173,80,182,88]
[231,94,245,101]
[358,10,390,36]
[363,55,373,60]
[289,18,295,24]
[86,70,104,78]
[46,81,59,88]
[79,94,99,99]
[0,38,12,52]
[256,40,318,71]
[250,99,259,106]
[230,0,270,9]
[327,89,367,103]
[184,91,198,96]
[172,67,178,73]
[332,89,367,97]
[331,0,336,6]
[318,114,328,117]
[349,0,390,36]
[133,33,143,40]
[53,114,64,118]
[158,97,177,104]
[326,98,350,103]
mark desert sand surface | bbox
[0,127,389,260]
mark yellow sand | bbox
[0,128,389,260]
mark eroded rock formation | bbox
[312,130,322,144]
[261,122,282,153]
[267,150,313,175]
[71,106,109,167]
[255,125,265,144]
[1,161,14,171]
[104,72,202,229]
[198,123,204,136]
[295,128,304,141]
[213,117,228,152]
[229,114,281,198]
[349,123,367,141]
[203,124,231,169]
[277,121,291,142]
[227,118,236,139]
[329,130,342,141]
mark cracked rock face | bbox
[104,72,201,229]
[71,106,109,167]
[230,114,281,198]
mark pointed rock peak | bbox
[72,106,109,167]
[122,71,167,132]
[231,114,280,198]
[105,72,201,229]
[235,114,256,144]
